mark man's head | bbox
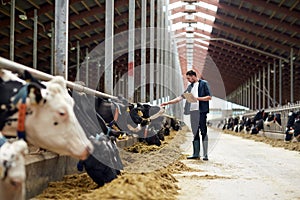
[186,70,198,83]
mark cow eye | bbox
[54,122,58,126]
[59,112,65,116]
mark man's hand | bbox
[161,102,168,107]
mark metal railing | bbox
[0,56,117,100]
[210,103,300,134]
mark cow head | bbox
[0,139,28,200]
[25,77,93,159]
[1,71,93,160]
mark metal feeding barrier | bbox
[0,56,117,100]
[243,103,300,133]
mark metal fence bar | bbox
[0,56,117,100]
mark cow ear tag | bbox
[138,110,143,117]
[126,107,130,112]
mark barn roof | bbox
[0,0,299,103]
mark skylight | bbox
[169,0,218,75]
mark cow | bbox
[250,110,268,134]
[77,133,123,187]
[285,111,300,142]
[0,69,93,160]
[293,116,300,142]
[126,103,164,146]
[0,137,28,200]
[233,116,245,133]
[70,90,123,186]
[94,96,165,146]
[243,117,253,133]
[222,117,235,131]
[250,110,282,134]
[264,112,282,128]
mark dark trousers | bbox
[190,110,208,142]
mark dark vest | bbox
[183,79,211,114]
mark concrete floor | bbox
[175,128,300,200]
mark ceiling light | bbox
[19,14,27,21]
[47,32,52,38]
[70,47,75,51]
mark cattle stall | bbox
[210,103,300,134]
[242,103,300,134]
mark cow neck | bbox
[108,101,120,129]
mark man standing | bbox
[161,70,212,161]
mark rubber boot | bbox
[202,140,208,161]
[187,140,200,159]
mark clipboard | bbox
[182,93,197,103]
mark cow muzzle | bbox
[79,144,94,160]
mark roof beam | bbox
[214,12,299,47]
[171,5,216,16]
[208,49,260,73]
[209,39,274,64]
[216,1,300,34]
[245,0,299,18]
[212,21,291,54]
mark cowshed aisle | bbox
[175,128,300,200]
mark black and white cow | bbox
[285,111,300,142]
[71,91,123,187]
[95,97,165,146]
[264,112,282,128]
[250,110,282,134]
[0,69,93,160]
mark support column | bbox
[273,60,276,106]
[10,0,15,61]
[239,86,241,106]
[267,63,270,108]
[160,0,165,103]
[262,66,266,109]
[55,0,69,79]
[290,48,294,104]
[279,59,282,106]
[50,22,54,75]
[164,0,169,101]
[258,71,261,109]
[169,32,173,108]
[243,84,246,106]
[141,0,147,102]
[105,0,114,95]
[156,0,161,102]
[85,48,89,87]
[149,0,155,103]
[251,76,254,110]
[248,79,251,108]
[76,41,80,80]
[254,73,257,110]
[128,0,135,102]
[33,9,38,69]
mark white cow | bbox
[0,138,28,200]
[0,69,93,160]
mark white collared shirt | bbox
[190,81,199,111]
